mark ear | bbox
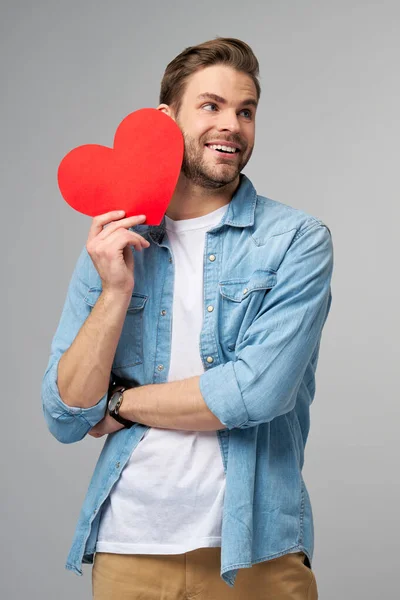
[157,104,176,122]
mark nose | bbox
[216,110,241,134]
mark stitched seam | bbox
[223,544,303,571]
[292,220,325,243]
[252,226,298,246]
[79,413,92,428]
[153,252,169,379]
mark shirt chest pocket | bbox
[83,288,148,369]
[217,269,277,351]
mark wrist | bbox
[101,287,133,309]
[108,387,135,429]
[118,387,134,421]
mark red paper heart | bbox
[57,108,184,225]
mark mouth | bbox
[204,143,241,159]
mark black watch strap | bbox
[110,411,134,429]
[108,388,134,429]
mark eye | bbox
[240,109,253,119]
[201,103,253,119]
[202,103,218,111]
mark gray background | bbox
[1,1,398,598]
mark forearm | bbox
[57,289,132,408]
[119,375,226,431]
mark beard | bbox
[177,127,253,190]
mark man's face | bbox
[166,65,258,189]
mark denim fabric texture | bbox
[42,174,333,588]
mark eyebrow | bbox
[196,92,258,109]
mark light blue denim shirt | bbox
[42,174,333,588]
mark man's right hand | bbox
[86,211,150,296]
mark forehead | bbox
[183,64,258,104]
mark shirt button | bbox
[206,356,214,364]
[116,462,120,469]
[169,257,173,263]
[209,254,216,262]
[161,310,166,316]
[157,364,164,371]
[207,305,214,312]
[243,288,248,294]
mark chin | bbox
[206,172,239,187]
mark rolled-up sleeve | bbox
[41,246,111,444]
[199,221,334,430]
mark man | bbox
[42,37,333,599]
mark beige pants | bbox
[92,547,318,599]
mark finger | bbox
[96,215,149,242]
[98,226,151,250]
[99,228,150,248]
[87,212,146,243]
[88,430,103,438]
[99,228,150,255]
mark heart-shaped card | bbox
[57,108,184,225]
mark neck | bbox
[165,173,241,221]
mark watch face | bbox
[108,391,122,413]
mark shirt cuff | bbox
[199,361,249,430]
[43,358,109,428]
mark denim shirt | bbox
[41,174,333,588]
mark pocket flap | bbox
[219,269,277,302]
[84,288,148,312]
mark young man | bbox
[42,37,333,599]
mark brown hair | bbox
[159,37,261,116]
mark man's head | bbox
[158,38,261,189]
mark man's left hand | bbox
[88,412,125,438]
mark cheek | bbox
[243,134,255,152]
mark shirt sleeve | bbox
[199,221,334,430]
[41,246,111,444]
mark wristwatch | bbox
[108,387,134,429]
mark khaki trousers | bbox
[92,547,318,599]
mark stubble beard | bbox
[179,130,253,190]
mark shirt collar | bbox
[147,173,257,244]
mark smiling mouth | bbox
[205,145,240,158]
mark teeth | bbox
[208,144,238,153]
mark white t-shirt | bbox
[96,203,228,555]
